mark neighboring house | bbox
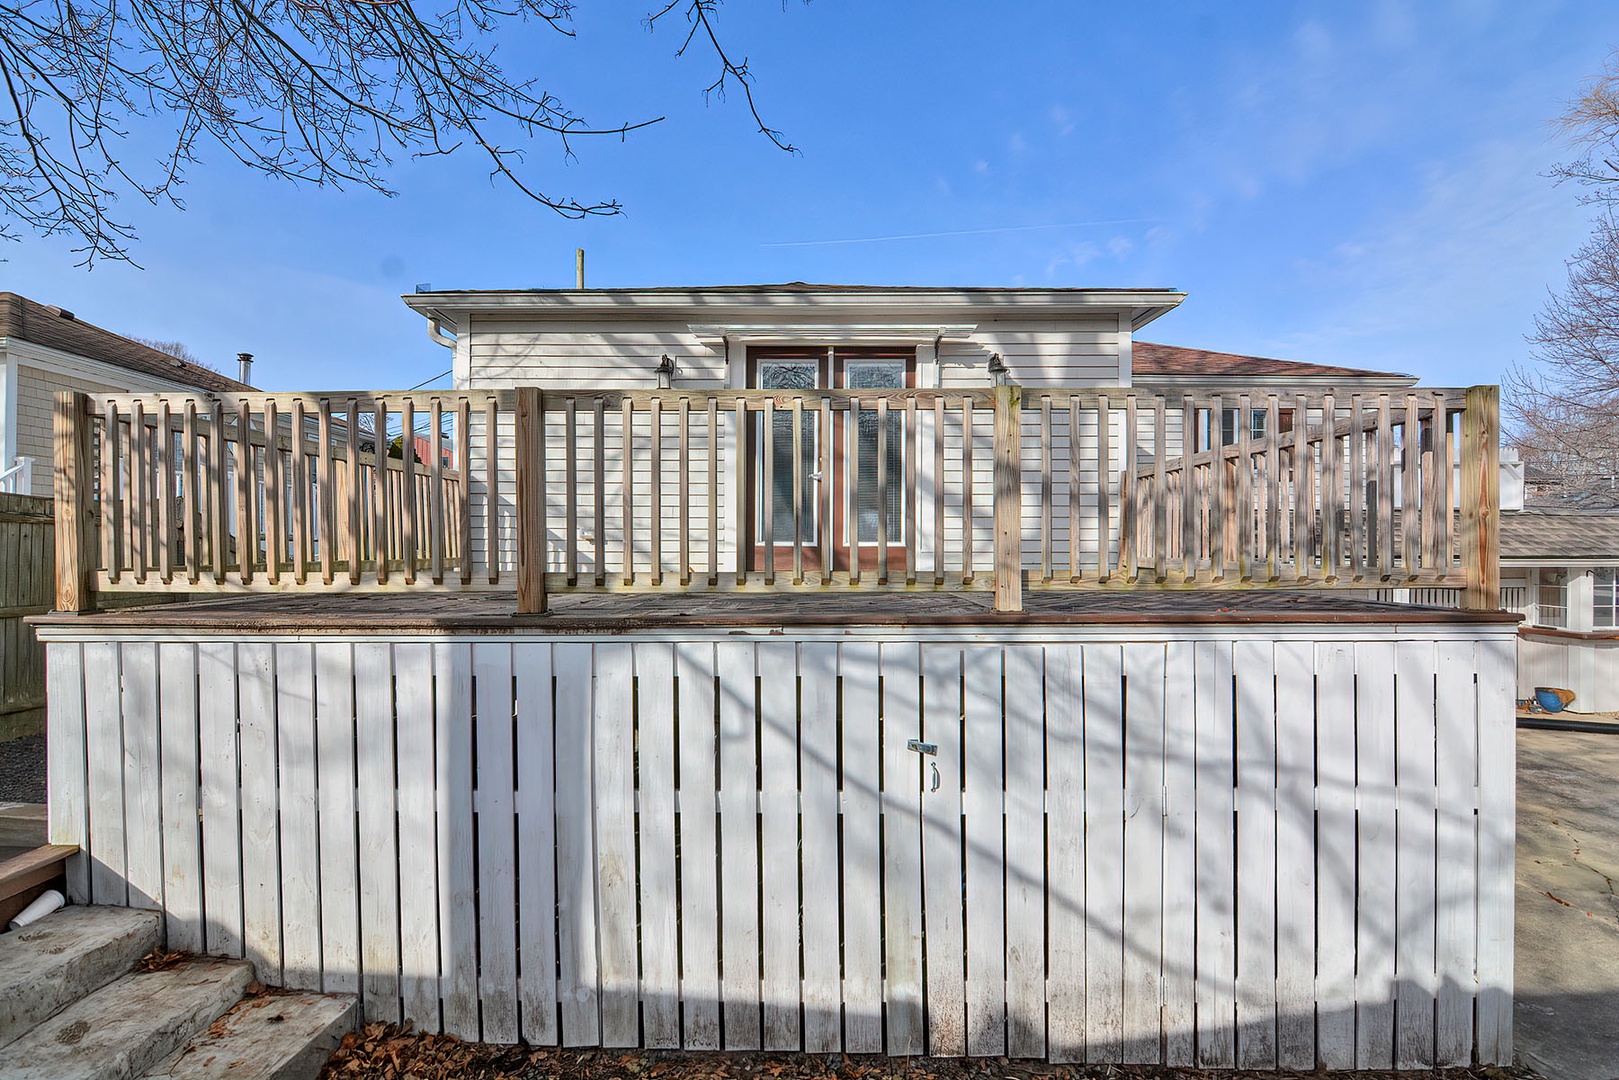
[1500,506,1619,712]
[0,292,248,493]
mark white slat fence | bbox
[44,624,1516,1067]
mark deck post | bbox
[993,383,1023,613]
[1459,384,1499,610]
[53,390,96,612]
[516,386,547,614]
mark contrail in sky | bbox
[761,220,1151,247]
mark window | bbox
[844,360,906,544]
[1597,568,1619,629]
[756,360,819,543]
[1536,568,1569,628]
[1219,408,1268,446]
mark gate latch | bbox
[906,739,937,755]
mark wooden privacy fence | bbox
[55,384,1500,613]
[41,625,1517,1068]
[0,492,51,719]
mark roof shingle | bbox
[0,293,248,394]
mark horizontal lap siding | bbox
[468,321,727,390]
[939,323,1122,387]
[45,625,1515,1066]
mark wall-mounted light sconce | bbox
[987,353,1009,386]
[655,354,677,389]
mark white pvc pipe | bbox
[8,889,64,930]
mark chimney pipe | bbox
[237,352,254,387]
[576,248,585,289]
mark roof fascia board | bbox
[1,337,231,395]
[403,289,1187,321]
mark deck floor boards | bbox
[32,589,1515,632]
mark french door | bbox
[747,347,913,572]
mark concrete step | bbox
[0,904,161,1049]
[142,992,357,1080]
[2,955,254,1080]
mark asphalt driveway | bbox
[1516,727,1619,1080]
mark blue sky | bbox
[6,1,1616,391]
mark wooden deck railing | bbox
[54,383,1499,614]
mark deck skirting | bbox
[42,617,1516,1068]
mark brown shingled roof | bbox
[1500,510,1619,561]
[1134,341,1413,381]
[0,293,248,394]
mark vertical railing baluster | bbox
[1402,392,1421,579]
[372,399,389,584]
[155,401,173,583]
[131,400,148,583]
[680,397,692,587]
[184,401,200,580]
[820,397,834,586]
[209,401,227,584]
[1264,395,1281,581]
[1436,393,1453,579]
[1209,395,1226,580]
[1181,394,1196,583]
[1295,393,1313,582]
[589,396,602,586]
[1098,395,1112,583]
[876,397,889,584]
[1153,394,1168,583]
[401,398,417,584]
[234,398,254,584]
[1040,395,1052,583]
[762,397,775,586]
[733,397,747,585]
[960,397,972,585]
[1349,396,1364,581]
[291,400,308,584]
[905,396,918,586]
[318,400,335,585]
[791,397,804,586]
[1122,394,1137,582]
[263,399,282,583]
[1321,394,1340,582]
[565,397,578,586]
[849,397,862,586]
[709,398,721,587]
[1376,394,1395,580]
[651,396,663,587]
[1236,394,1253,581]
[623,398,636,586]
[1068,396,1082,583]
[934,396,946,585]
[430,398,445,585]
[101,401,120,585]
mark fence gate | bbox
[44,625,1515,1069]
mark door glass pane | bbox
[845,362,905,543]
[757,362,817,543]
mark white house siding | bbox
[466,319,728,390]
[14,364,121,475]
[40,621,1517,1067]
[938,319,1123,388]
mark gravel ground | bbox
[0,734,46,804]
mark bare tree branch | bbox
[1513,55,1619,505]
[0,0,796,264]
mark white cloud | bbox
[1267,137,1589,382]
